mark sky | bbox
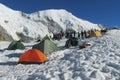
[0,0,120,28]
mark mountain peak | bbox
[0,3,103,42]
[30,9,101,32]
[40,9,68,12]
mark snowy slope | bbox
[0,3,103,41]
[0,3,49,41]
[0,30,120,80]
[29,9,101,33]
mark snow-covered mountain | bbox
[0,3,104,42]
[0,3,49,42]
[29,9,102,32]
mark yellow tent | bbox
[91,30,102,37]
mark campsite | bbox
[0,2,120,80]
[0,29,120,80]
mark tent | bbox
[65,37,83,48]
[90,30,102,37]
[32,36,59,55]
[65,39,72,48]
[41,35,53,42]
[7,40,25,50]
[18,49,48,64]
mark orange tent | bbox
[18,49,48,64]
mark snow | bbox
[30,9,101,32]
[0,30,120,80]
[0,3,102,41]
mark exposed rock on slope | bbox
[0,25,13,41]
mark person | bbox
[65,31,69,38]
[73,31,76,37]
[78,32,81,38]
[81,31,84,39]
[60,30,64,37]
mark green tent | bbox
[32,36,59,55]
[65,39,72,48]
[40,35,53,42]
[65,37,84,48]
[7,40,25,50]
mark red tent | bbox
[18,49,48,64]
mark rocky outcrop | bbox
[0,26,13,41]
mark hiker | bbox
[78,32,81,38]
[53,33,57,40]
[58,32,62,40]
[65,31,68,38]
[73,31,76,37]
[60,30,64,37]
[81,31,84,39]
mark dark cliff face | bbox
[0,25,13,41]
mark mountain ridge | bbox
[0,3,104,42]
